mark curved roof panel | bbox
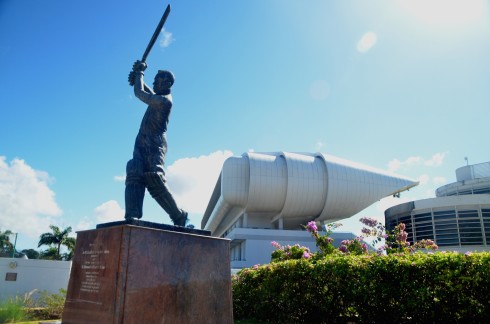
[202,152,418,234]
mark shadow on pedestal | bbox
[62,221,232,323]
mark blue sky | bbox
[1,0,489,251]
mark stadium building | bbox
[202,152,418,268]
[385,161,490,252]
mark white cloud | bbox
[417,174,430,185]
[384,152,449,205]
[388,153,446,172]
[166,150,233,214]
[388,156,421,172]
[159,29,174,48]
[433,176,446,185]
[315,140,325,152]
[114,175,126,182]
[424,152,445,167]
[94,200,125,223]
[387,159,402,172]
[0,156,62,240]
[356,31,377,53]
[75,200,125,232]
[309,80,330,101]
[75,218,93,232]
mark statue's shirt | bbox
[133,76,172,156]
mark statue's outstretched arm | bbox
[134,72,159,104]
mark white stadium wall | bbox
[0,258,71,301]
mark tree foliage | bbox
[21,248,40,259]
[38,225,76,261]
[0,229,14,252]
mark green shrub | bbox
[34,289,66,320]
[232,252,490,323]
[0,289,38,323]
[0,299,28,323]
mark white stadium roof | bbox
[202,152,418,235]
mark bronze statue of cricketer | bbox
[123,4,186,226]
[125,60,188,226]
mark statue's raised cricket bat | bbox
[141,4,171,63]
[129,4,171,86]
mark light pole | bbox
[11,233,17,258]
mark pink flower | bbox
[324,237,334,244]
[302,251,311,259]
[253,264,259,270]
[397,231,408,243]
[360,217,378,228]
[361,227,372,235]
[339,245,348,253]
[362,243,368,253]
[271,241,281,249]
[306,221,318,233]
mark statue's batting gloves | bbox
[133,60,147,72]
[128,71,136,85]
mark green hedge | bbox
[232,252,490,323]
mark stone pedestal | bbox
[62,221,232,323]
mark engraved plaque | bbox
[63,224,232,323]
[63,226,127,323]
[5,272,17,281]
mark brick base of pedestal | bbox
[62,223,232,323]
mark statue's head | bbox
[153,70,175,94]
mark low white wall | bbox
[0,257,71,301]
[228,228,358,269]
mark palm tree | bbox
[38,225,75,260]
[21,249,40,259]
[40,246,60,260]
[0,229,14,254]
[62,236,77,261]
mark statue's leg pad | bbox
[144,172,188,226]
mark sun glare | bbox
[357,31,378,53]
[397,0,488,27]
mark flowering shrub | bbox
[412,238,438,251]
[361,218,439,254]
[232,252,490,323]
[270,217,439,261]
[270,242,312,262]
[339,237,368,255]
[305,221,341,256]
[237,217,458,322]
[383,222,412,254]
